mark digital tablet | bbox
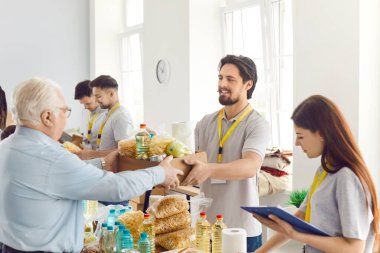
[241,206,330,236]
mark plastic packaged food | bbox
[147,196,189,219]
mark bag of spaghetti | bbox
[118,138,136,158]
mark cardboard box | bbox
[128,200,144,212]
[118,152,207,184]
[131,187,166,204]
[58,131,84,148]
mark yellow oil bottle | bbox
[141,213,155,253]
[196,212,211,253]
[211,214,227,253]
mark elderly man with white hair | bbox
[0,77,182,253]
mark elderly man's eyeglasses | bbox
[58,107,71,118]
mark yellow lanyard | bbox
[217,105,253,163]
[87,111,99,144]
[305,169,328,222]
[96,102,120,148]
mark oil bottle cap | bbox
[200,212,207,217]
[144,213,150,218]
[216,214,223,220]
[140,123,146,128]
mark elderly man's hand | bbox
[103,151,120,173]
[75,148,96,160]
[159,156,183,189]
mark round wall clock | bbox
[156,59,171,84]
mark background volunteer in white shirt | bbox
[74,79,106,150]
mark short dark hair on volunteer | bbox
[218,55,257,99]
[89,75,118,90]
[74,80,92,100]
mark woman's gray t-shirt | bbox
[299,166,374,253]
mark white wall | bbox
[143,0,190,132]
[0,0,90,129]
[358,0,380,193]
[293,0,380,196]
[90,0,123,83]
[189,0,223,123]
[143,0,223,133]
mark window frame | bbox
[220,0,293,149]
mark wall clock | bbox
[156,59,171,84]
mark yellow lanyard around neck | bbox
[305,169,328,223]
[96,102,120,148]
[217,104,252,163]
[87,111,99,144]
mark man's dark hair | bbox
[1,125,16,140]
[218,55,257,99]
[0,86,7,130]
[74,80,92,100]
[89,75,118,90]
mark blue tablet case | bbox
[241,206,330,236]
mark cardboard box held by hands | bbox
[117,152,207,184]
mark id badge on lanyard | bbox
[211,105,252,184]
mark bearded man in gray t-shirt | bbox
[182,55,270,252]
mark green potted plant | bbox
[287,188,308,208]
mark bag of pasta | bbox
[149,136,175,156]
[147,195,189,219]
[118,139,136,158]
[117,210,144,244]
[156,227,195,250]
[63,141,82,153]
[155,210,191,234]
[80,241,100,253]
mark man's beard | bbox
[99,103,110,109]
[219,95,239,106]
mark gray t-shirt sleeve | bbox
[299,191,309,213]
[242,113,270,160]
[112,110,134,142]
[194,120,200,152]
[335,169,373,240]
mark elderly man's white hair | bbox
[12,77,63,125]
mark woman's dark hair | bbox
[218,55,257,99]
[0,86,7,130]
[291,95,379,233]
[1,125,16,140]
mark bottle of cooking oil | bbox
[196,212,211,253]
[135,123,150,160]
[141,213,155,253]
[211,214,227,253]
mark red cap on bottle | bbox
[216,214,223,219]
[144,213,150,218]
[200,212,207,217]
[140,123,146,128]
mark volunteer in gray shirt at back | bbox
[76,75,134,160]
[254,95,379,253]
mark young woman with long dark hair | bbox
[254,95,378,253]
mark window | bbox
[120,0,144,125]
[222,0,293,149]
